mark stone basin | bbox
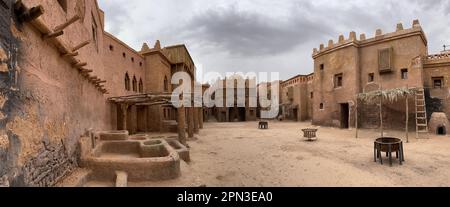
[80,137,180,181]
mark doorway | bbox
[293,108,298,121]
[238,108,246,122]
[437,125,446,135]
[340,103,349,129]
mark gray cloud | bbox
[98,0,450,81]
[183,4,334,57]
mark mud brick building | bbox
[209,75,258,122]
[0,0,201,186]
[310,20,450,133]
[280,74,314,121]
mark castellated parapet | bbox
[312,19,427,58]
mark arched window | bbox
[132,76,137,92]
[164,76,169,92]
[139,78,143,93]
[125,73,130,91]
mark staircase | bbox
[415,88,429,138]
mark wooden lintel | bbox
[54,15,80,31]
[43,30,64,39]
[72,40,91,52]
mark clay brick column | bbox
[194,107,199,134]
[199,107,204,129]
[177,106,187,146]
[188,107,194,138]
[120,104,128,131]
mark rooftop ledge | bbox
[312,20,428,59]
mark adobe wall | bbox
[103,33,145,97]
[313,45,359,127]
[423,58,450,120]
[143,52,172,93]
[1,0,111,186]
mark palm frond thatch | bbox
[357,87,418,104]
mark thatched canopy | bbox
[357,87,418,104]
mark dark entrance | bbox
[340,103,349,129]
[238,107,246,122]
[437,125,446,135]
[293,108,298,121]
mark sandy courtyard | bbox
[130,121,450,187]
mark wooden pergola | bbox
[355,86,418,143]
[108,93,189,146]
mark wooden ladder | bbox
[415,88,429,138]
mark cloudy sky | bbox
[98,0,450,82]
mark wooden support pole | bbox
[406,85,409,143]
[194,107,199,134]
[380,83,384,137]
[355,97,359,139]
[72,40,90,52]
[43,30,64,39]
[54,15,80,31]
[78,68,93,73]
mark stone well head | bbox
[429,112,450,136]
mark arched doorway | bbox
[437,125,446,135]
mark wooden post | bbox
[43,30,64,39]
[199,107,204,129]
[355,97,359,139]
[380,83,384,137]
[121,104,128,131]
[406,85,409,143]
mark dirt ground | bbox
[130,121,450,187]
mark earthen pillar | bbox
[194,107,199,134]
[177,106,187,146]
[188,107,194,138]
[120,104,128,131]
[199,108,204,129]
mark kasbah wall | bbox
[281,19,450,133]
[0,0,198,187]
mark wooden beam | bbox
[72,40,91,52]
[62,52,79,57]
[14,1,44,23]
[74,62,87,68]
[43,30,64,39]
[78,68,93,73]
[54,15,80,31]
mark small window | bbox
[433,77,444,89]
[123,53,126,58]
[320,64,324,71]
[109,45,114,51]
[310,92,314,99]
[368,73,374,82]
[131,57,135,63]
[334,73,343,88]
[139,62,143,67]
[320,103,324,110]
[57,0,67,12]
[401,69,408,80]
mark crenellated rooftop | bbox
[312,19,427,58]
